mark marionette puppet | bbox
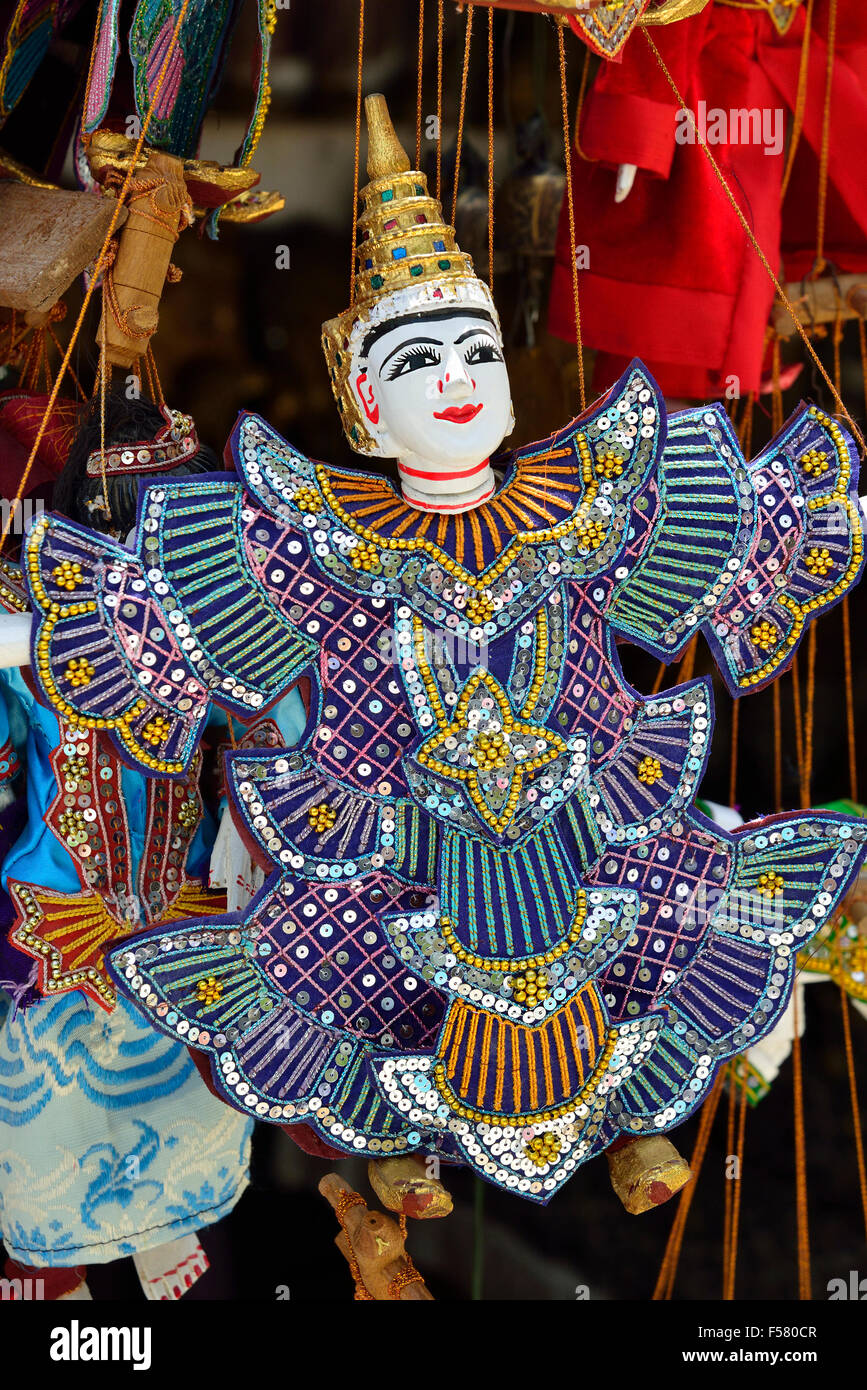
[0,95,863,1215]
[0,395,288,1301]
[548,0,867,403]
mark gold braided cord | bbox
[653,1069,726,1299]
[451,5,475,228]
[334,1189,374,1300]
[723,1078,748,1300]
[0,0,196,555]
[814,0,838,271]
[573,46,594,162]
[780,0,814,201]
[557,22,586,412]
[487,4,495,288]
[436,0,445,200]
[349,0,366,305]
[839,980,867,1246]
[416,0,425,168]
[792,988,811,1300]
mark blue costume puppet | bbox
[0,398,293,1298]
[10,100,867,1208]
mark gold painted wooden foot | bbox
[606,1135,692,1215]
[367,1154,453,1220]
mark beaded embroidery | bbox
[21,361,867,1201]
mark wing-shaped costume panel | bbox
[608,400,863,693]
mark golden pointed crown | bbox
[322,94,498,456]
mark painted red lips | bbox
[433,403,483,424]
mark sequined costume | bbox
[12,355,863,1202]
[732,800,867,1104]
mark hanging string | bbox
[859,316,867,425]
[771,334,785,436]
[652,1070,726,1300]
[773,678,783,812]
[791,653,806,793]
[832,302,844,392]
[838,975,867,1245]
[140,350,156,405]
[349,0,366,305]
[557,22,586,413]
[145,344,166,409]
[814,0,838,272]
[641,29,865,456]
[436,0,445,200]
[728,698,739,810]
[831,312,859,804]
[651,661,666,696]
[737,391,755,459]
[723,1081,748,1301]
[677,635,697,685]
[800,625,816,809]
[47,324,86,402]
[779,0,815,202]
[99,309,113,522]
[416,0,425,169]
[487,5,495,289]
[722,1063,737,1298]
[792,988,812,1300]
[0,0,196,555]
[573,47,594,162]
[471,1176,485,1300]
[451,5,475,228]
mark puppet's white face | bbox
[354,312,513,492]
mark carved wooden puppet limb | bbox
[319,1173,434,1301]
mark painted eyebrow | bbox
[454,328,498,344]
[380,335,443,370]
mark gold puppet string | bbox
[814,0,838,272]
[728,697,739,810]
[0,0,196,556]
[641,28,866,458]
[791,649,806,792]
[779,0,814,202]
[416,0,425,169]
[349,0,366,305]
[792,987,812,1300]
[97,307,111,522]
[437,0,445,200]
[573,46,594,162]
[837,955,867,1245]
[652,1068,726,1300]
[800,624,817,810]
[557,22,586,413]
[451,4,475,228]
[722,1061,737,1296]
[773,678,783,812]
[722,1076,748,1301]
[487,5,495,289]
[828,304,858,803]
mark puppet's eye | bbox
[464,338,503,366]
[387,344,441,379]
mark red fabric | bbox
[0,389,82,497]
[3,1257,86,1299]
[549,1,867,400]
